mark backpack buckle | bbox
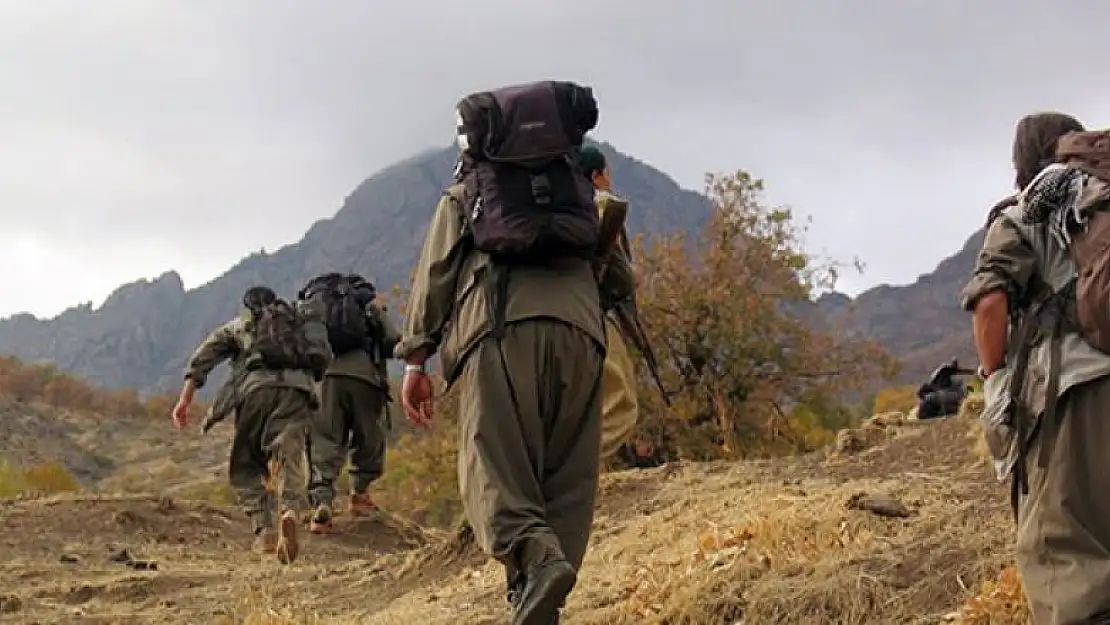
[530,173,552,206]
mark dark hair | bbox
[242,285,277,310]
[1012,112,1085,190]
[578,145,607,179]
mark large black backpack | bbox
[454,80,600,263]
[299,273,375,355]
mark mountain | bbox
[0,143,713,395]
[820,229,985,384]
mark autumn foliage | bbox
[629,172,898,460]
[0,355,205,422]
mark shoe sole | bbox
[514,565,576,625]
[276,515,299,564]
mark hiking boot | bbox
[510,560,575,625]
[253,528,278,554]
[275,510,300,564]
[310,504,333,535]
[348,492,377,517]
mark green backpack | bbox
[247,299,329,376]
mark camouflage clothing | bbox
[186,302,332,533]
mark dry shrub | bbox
[0,459,80,498]
[873,384,919,414]
[961,566,1031,624]
[373,376,462,528]
[631,171,898,462]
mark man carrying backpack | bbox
[579,146,641,462]
[298,272,400,534]
[171,286,332,564]
[962,112,1110,624]
[397,80,635,625]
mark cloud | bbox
[1,0,1108,316]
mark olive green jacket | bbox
[325,302,401,388]
[396,185,636,384]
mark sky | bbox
[1,0,1108,318]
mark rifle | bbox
[593,192,671,406]
[593,193,629,280]
[612,298,672,407]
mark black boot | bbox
[510,559,575,625]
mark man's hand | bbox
[172,378,198,431]
[401,368,434,429]
[171,400,190,430]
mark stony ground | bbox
[0,405,1026,625]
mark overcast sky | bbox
[1,0,1108,318]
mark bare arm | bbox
[959,212,1036,376]
[972,290,1009,375]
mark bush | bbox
[872,385,919,415]
[373,376,462,527]
[0,459,80,498]
[631,172,898,460]
[0,355,206,421]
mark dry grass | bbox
[961,567,1031,624]
[2,385,1036,624]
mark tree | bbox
[631,171,898,460]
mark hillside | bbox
[820,229,985,384]
[0,143,712,396]
[0,394,1024,624]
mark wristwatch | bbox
[977,363,1003,381]
[404,363,426,375]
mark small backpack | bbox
[247,299,314,370]
[299,273,374,355]
[453,80,601,263]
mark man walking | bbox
[173,286,331,564]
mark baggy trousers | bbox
[1017,374,1110,625]
[307,375,388,506]
[229,386,312,533]
[599,315,639,461]
[456,320,603,578]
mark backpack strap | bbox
[1004,277,1075,522]
[442,184,509,341]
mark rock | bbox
[846,493,914,518]
[59,553,80,564]
[831,426,888,456]
[866,411,905,428]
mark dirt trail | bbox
[0,413,1015,624]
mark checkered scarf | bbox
[1020,163,1094,250]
